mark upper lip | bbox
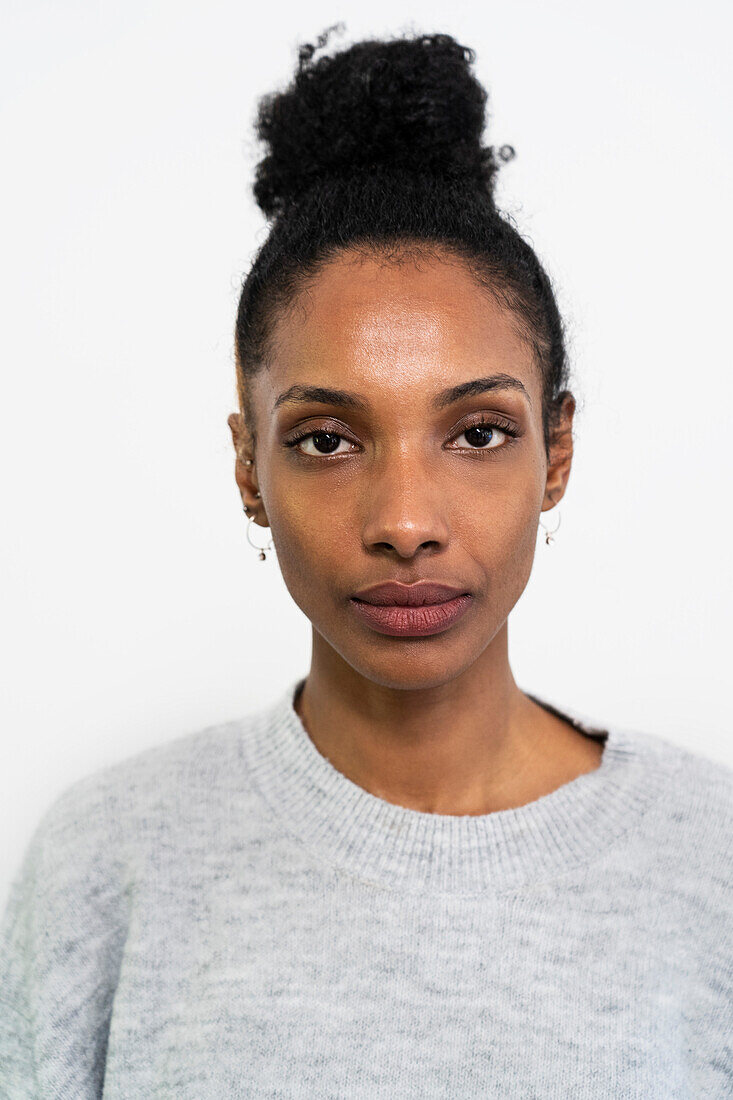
[351,581,470,606]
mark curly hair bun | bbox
[252,28,503,219]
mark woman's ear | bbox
[541,393,575,512]
[227,412,247,456]
[227,412,262,516]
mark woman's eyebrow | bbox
[272,374,531,413]
[433,374,532,409]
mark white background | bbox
[2,0,731,906]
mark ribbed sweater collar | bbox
[241,676,680,896]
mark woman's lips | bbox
[349,594,472,637]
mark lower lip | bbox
[349,595,472,637]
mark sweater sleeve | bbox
[0,772,129,1099]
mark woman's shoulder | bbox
[27,703,269,860]
[607,720,733,888]
[611,719,733,802]
[540,689,733,830]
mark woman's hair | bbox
[235,26,573,457]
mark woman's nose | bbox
[359,457,450,558]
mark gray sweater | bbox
[1,676,731,1098]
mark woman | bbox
[1,28,730,1099]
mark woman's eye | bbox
[450,422,510,450]
[290,430,355,456]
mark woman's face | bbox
[230,248,573,691]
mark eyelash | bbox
[282,415,521,460]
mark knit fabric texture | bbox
[1,675,731,1098]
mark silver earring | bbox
[244,508,275,561]
[539,509,561,545]
[240,456,271,559]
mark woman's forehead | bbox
[264,251,539,403]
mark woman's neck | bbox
[294,633,604,816]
